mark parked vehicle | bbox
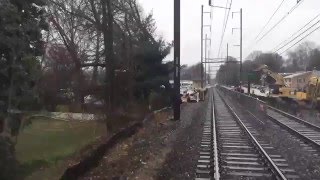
[186,89,199,102]
[180,87,188,95]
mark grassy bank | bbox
[15,117,106,179]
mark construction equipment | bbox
[255,65,286,94]
[255,65,285,86]
[295,75,320,103]
[308,76,320,105]
[254,65,320,109]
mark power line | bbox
[217,0,233,58]
[274,19,320,53]
[254,0,286,41]
[272,12,320,52]
[217,0,229,58]
[280,25,320,55]
[256,0,304,43]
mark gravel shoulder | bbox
[80,98,208,179]
[156,99,208,179]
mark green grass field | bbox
[15,117,106,179]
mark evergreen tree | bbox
[0,0,47,112]
[0,0,47,178]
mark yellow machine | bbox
[295,76,320,103]
[255,65,285,87]
[255,65,288,96]
[254,65,300,99]
[275,73,320,104]
[254,65,320,103]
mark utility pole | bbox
[227,43,229,62]
[208,50,211,85]
[173,0,180,120]
[207,0,231,89]
[205,34,208,87]
[201,5,204,89]
[225,43,228,85]
[232,8,243,88]
[240,8,243,89]
[201,6,211,89]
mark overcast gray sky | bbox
[138,0,320,75]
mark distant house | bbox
[191,79,203,89]
[170,79,203,89]
[284,71,313,90]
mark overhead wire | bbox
[244,0,304,58]
[272,12,320,52]
[217,0,233,58]
[217,0,229,58]
[279,25,320,55]
[256,0,304,43]
[254,0,286,41]
[274,19,320,53]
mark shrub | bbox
[55,105,70,112]
[0,136,17,180]
[149,91,170,110]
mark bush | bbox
[0,136,17,180]
[148,91,170,110]
[55,105,70,112]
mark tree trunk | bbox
[92,32,101,84]
[124,12,134,103]
[74,67,84,104]
[102,0,115,112]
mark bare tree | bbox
[45,0,171,112]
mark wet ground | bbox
[80,98,208,179]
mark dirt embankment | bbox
[79,100,208,180]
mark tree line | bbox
[216,42,320,85]
[180,63,210,81]
[0,0,173,116]
[0,0,172,178]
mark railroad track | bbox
[218,90,300,179]
[195,90,217,179]
[219,86,320,154]
[196,89,295,179]
[267,106,320,150]
[215,89,290,179]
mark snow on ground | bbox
[222,85,269,97]
[242,87,269,97]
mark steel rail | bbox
[212,90,220,180]
[267,111,320,149]
[219,85,320,150]
[217,90,287,180]
[267,105,320,131]
[220,86,320,131]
